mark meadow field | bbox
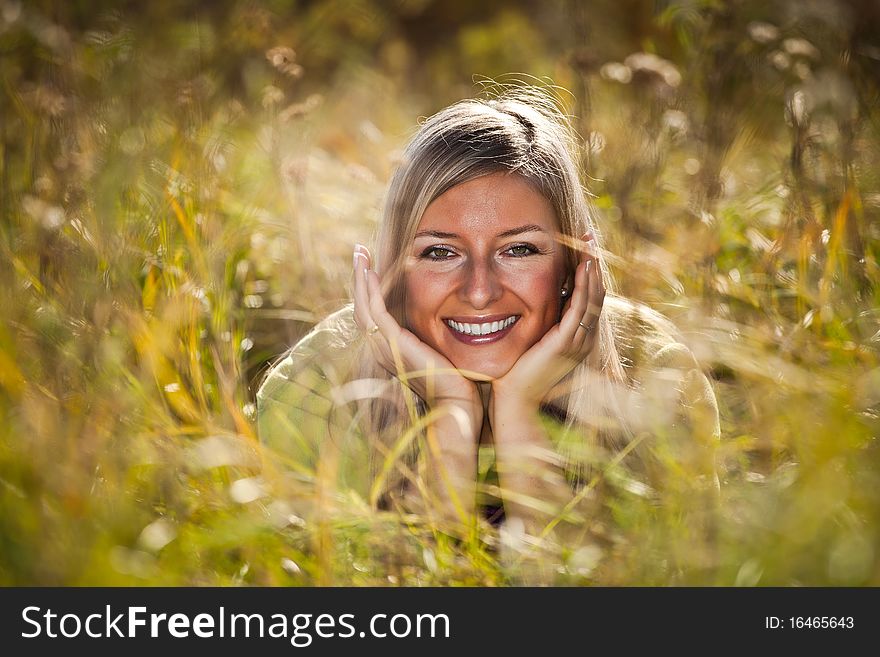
[1,0,878,585]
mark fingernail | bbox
[585,260,592,274]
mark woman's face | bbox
[403,172,569,380]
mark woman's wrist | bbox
[420,384,483,444]
[488,388,546,454]
[437,395,483,437]
[489,381,542,417]
[427,381,482,416]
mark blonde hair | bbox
[349,84,639,495]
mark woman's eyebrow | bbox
[414,230,458,239]
[496,223,547,238]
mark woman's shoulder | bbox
[604,295,699,373]
[605,295,719,441]
[256,304,358,404]
[254,305,370,490]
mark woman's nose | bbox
[459,259,503,309]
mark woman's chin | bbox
[450,358,514,382]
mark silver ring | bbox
[578,321,592,332]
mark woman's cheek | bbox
[404,272,450,333]
[407,270,450,304]
[516,269,561,309]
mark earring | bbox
[561,287,569,298]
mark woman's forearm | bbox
[420,398,482,526]
[489,394,574,536]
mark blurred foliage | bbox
[1,0,879,585]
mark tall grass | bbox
[1,0,878,585]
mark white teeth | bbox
[446,316,517,337]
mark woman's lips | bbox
[444,315,519,345]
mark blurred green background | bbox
[1,0,879,585]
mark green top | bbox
[256,298,720,506]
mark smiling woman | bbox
[404,173,568,380]
[256,84,720,547]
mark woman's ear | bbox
[559,267,574,305]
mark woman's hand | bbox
[492,235,605,407]
[352,244,481,412]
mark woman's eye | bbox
[422,246,455,260]
[505,244,537,257]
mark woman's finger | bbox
[365,268,404,345]
[558,239,592,343]
[352,244,376,331]
[576,251,605,347]
[353,248,399,372]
